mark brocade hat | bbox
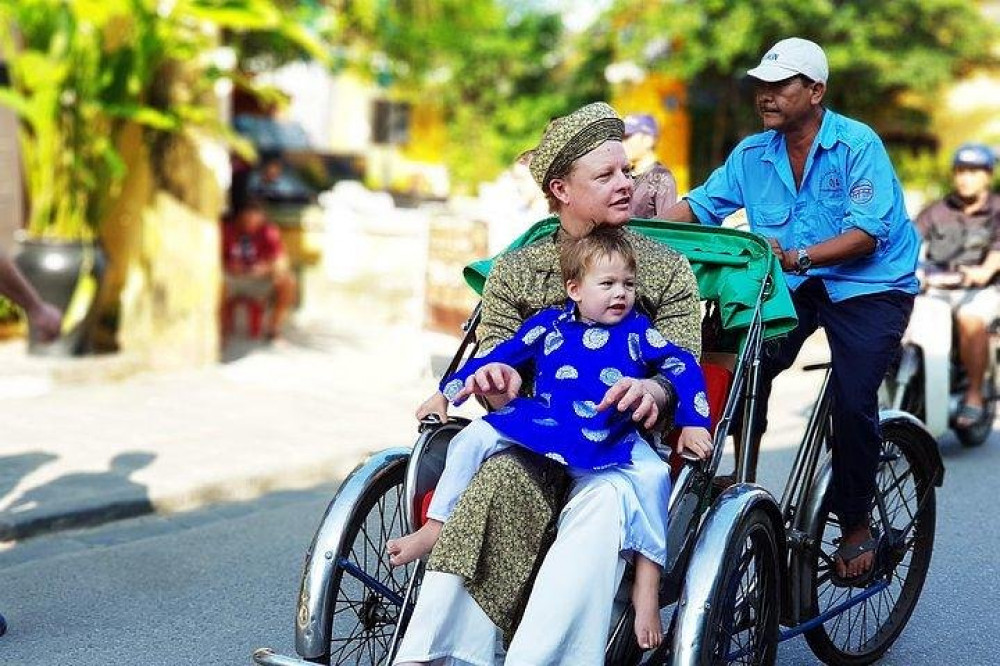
[529,102,625,190]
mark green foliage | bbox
[307,1,609,186]
[0,295,22,324]
[0,0,330,238]
[609,0,998,180]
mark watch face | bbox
[797,251,811,271]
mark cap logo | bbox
[764,52,779,61]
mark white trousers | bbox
[426,419,516,523]
[394,471,625,666]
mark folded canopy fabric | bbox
[463,217,798,341]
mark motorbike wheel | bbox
[804,422,936,665]
[314,457,415,666]
[956,366,996,448]
[700,508,780,666]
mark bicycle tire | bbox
[701,507,780,666]
[313,456,414,666]
[804,422,937,665]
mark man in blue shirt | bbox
[663,37,919,584]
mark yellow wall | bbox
[403,101,447,163]
[614,73,691,194]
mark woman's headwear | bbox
[529,102,624,190]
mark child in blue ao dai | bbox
[388,228,713,650]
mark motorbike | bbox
[882,271,998,447]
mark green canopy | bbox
[464,217,798,340]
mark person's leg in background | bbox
[268,269,297,340]
[821,288,913,580]
[953,287,1000,423]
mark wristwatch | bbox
[795,248,813,274]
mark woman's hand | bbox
[452,362,522,407]
[415,392,449,422]
[676,426,713,460]
[596,377,666,430]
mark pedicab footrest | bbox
[251,647,315,666]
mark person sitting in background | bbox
[915,143,1000,426]
[221,200,296,340]
[622,113,678,219]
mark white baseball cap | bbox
[747,37,828,85]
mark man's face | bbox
[237,209,266,232]
[551,141,633,237]
[953,166,992,200]
[754,76,824,132]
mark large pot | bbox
[13,238,106,356]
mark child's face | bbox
[567,253,636,325]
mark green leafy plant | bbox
[0,0,329,239]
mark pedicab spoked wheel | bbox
[314,457,415,665]
[703,508,780,666]
[804,423,936,665]
[957,366,996,448]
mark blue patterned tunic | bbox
[440,301,711,470]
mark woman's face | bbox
[551,141,633,237]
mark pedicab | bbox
[252,219,943,666]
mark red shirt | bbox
[222,223,284,271]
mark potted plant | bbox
[0,0,328,354]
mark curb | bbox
[0,449,380,543]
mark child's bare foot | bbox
[633,587,662,649]
[632,556,663,650]
[386,520,442,567]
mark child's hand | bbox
[415,392,448,422]
[676,426,713,460]
[452,362,522,406]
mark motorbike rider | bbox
[915,143,1000,427]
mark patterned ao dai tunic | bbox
[441,300,711,470]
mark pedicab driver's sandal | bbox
[956,403,985,428]
[831,536,879,588]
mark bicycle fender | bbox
[879,410,945,487]
[672,483,785,666]
[294,447,410,659]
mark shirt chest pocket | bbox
[750,204,791,231]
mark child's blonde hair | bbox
[559,226,637,285]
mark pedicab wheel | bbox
[804,423,936,665]
[312,457,414,666]
[957,367,996,448]
[702,508,780,666]
[604,605,643,666]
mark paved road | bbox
[1,368,997,665]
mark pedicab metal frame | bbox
[253,221,944,666]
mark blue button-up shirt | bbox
[686,109,919,301]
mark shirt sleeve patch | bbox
[849,178,874,205]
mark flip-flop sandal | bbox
[956,403,985,428]
[831,536,879,587]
